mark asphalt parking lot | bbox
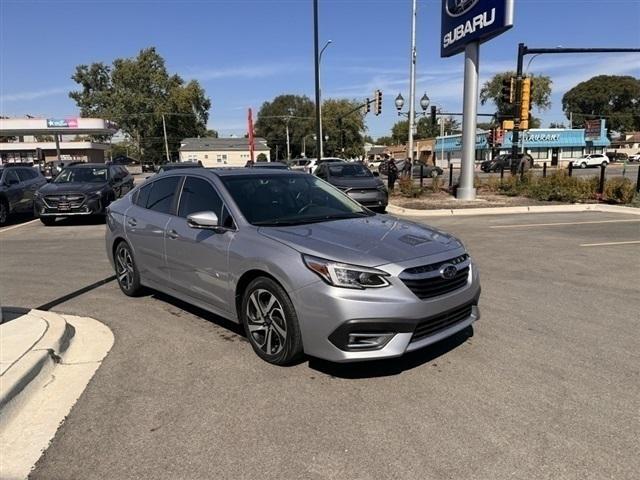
[1,210,639,480]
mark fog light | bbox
[347,333,394,350]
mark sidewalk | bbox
[387,203,640,217]
[0,310,113,479]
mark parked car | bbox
[156,161,203,174]
[0,164,47,225]
[35,163,134,225]
[289,157,342,174]
[573,153,609,169]
[141,160,156,173]
[480,154,533,173]
[628,152,640,162]
[106,168,480,365]
[367,159,385,174]
[395,160,444,178]
[605,152,628,163]
[247,161,290,170]
[315,161,388,212]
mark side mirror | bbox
[373,171,380,177]
[187,211,220,230]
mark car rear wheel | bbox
[115,241,143,296]
[241,277,303,365]
[580,162,587,169]
[601,161,608,167]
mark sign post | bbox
[441,0,514,200]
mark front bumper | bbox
[345,190,388,208]
[35,195,105,216]
[290,252,481,362]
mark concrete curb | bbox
[387,203,640,217]
[0,311,75,417]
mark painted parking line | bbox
[490,219,640,229]
[579,240,640,247]
[0,219,39,234]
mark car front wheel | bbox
[580,162,587,169]
[115,241,143,296]
[241,277,303,365]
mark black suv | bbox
[0,164,48,226]
[35,163,134,225]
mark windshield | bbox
[221,174,373,226]
[54,167,108,183]
[328,164,372,178]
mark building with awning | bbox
[0,117,117,165]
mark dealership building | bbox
[434,120,611,167]
[0,117,117,165]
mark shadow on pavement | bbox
[0,213,36,229]
[308,326,474,379]
[42,216,106,227]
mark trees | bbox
[375,136,395,146]
[255,95,366,159]
[389,116,459,145]
[562,75,640,133]
[69,47,211,163]
[254,94,315,160]
[549,122,567,129]
[480,72,552,117]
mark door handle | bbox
[127,218,137,227]
[167,229,179,240]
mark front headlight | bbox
[303,255,390,289]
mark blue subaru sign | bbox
[441,0,514,57]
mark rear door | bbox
[125,176,181,284]
[164,176,235,311]
[3,170,24,212]
[15,168,38,212]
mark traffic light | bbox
[520,77,532,130]
[374,89,382,116]
[365,98,371,114]
[501,77,515,105]
[430,105,437,125]
[502,120,515,131]
[487,129,494,147]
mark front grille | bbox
[44,194,85,210]
[400,253,470,300]
[411,303,474,342]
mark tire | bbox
[0,200,8,226]
[601,161,608,167]
[241,276,303,366]
[114,241,143,297]
[40,216,56,226]
[580,162,587,169]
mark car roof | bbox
[63,163,110,168]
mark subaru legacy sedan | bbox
[106,169,480,365]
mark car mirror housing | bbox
[187,211,220,230]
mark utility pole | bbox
[286,121,291,160]
[313,0,322,161]
[457,41,480,200]
[407,0,417,177]
[162,114,170,163]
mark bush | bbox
[398,176,423,197]
[603,177,636,204]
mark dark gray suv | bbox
[0,164,47,226]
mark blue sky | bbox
[1,0,639,139]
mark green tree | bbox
[562,75,640,133]
[389,116,457,144]
[549,122,567,129]
[204,129,218,138]
[480,72,552,117]
[322,99,366,158]
[69,47,211,163]
[375,136,395,146]
[255,94,315,160]
[256,152,268,162]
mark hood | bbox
[259,215,463,267]
[328,176,383,189]
[38,182,108,195]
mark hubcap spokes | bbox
[116,248,134,290]
[246,289,287,356]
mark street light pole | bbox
[162,113,170,163]
[407,0,418,177]
[313,0,322,162]
[318,39,333,159]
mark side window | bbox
[16,169,33,182]
[147,176,180,214]
[4,170,20,185]
[135,183,152,208]
[178,177,223,219]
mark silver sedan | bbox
[106,169,480,365]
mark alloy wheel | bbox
[116,246,135,291]
[246,289,288,356]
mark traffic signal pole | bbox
[511,43,640,173]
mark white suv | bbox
[575,153,609,169]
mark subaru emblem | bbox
[440,264,458,280]
[446,0,479,17]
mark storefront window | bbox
[562,147,584,159]
[529,148,549,160]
